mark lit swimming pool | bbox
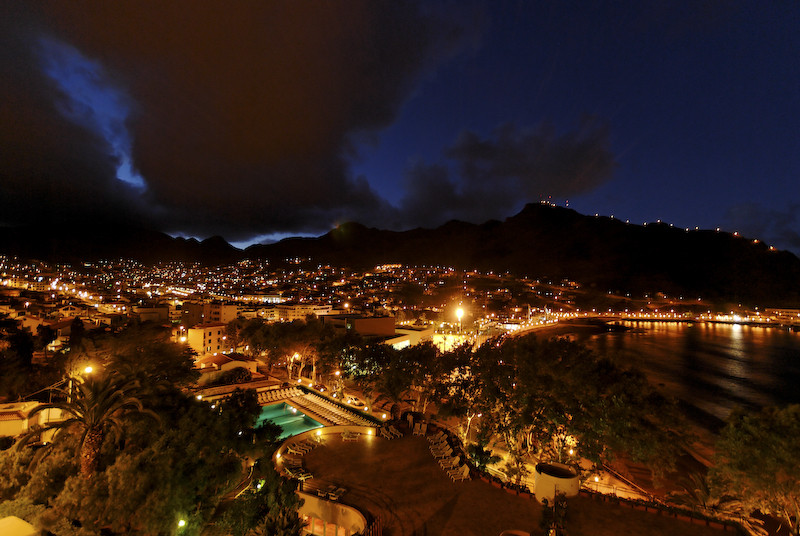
[256,402,323,439]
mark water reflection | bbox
[581,322,800,424]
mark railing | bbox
[362,514,382,536]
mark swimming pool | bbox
[256,402,323,439]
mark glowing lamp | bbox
[178,519,186,528]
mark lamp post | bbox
[456,307,464,334]
[67,365,94,403]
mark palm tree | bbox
[25,373,158,478]
[374,366,411,420]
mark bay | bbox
[577,321,800,428]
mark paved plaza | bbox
[300,432,724,536]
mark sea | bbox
[576,321,800,429]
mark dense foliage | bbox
[0,318,299,536]
[711,404,800,536]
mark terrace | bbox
[289,431,725,536]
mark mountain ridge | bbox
[1,204,798,305]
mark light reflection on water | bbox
[578,322,800,424]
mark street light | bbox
[456,307,464,333]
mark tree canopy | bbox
[711,404,800,536]
[438,335,687,472]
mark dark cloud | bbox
[0,1,461,240]
[0,6,147,228]
[399,118,616,227]
[725,203,800,254]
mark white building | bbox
[187,322,229,356]
[276,303,333,321]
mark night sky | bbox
[1,2,798,254]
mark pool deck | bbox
[300,431,724,536]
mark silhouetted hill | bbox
[0,223,241,265]
[2,204,799,305]
[246,204,800,306]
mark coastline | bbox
[518,319,721,471]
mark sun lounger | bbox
[439,456,460,469]
[449,464,470,482]
[284,467,314,481]
[328,487,346,500]
[286,445,306,456]
[317,484,336,498]
[283,457,304,468]
[433,446,453,459]
[428,431,445,443]
[430,439,449,451]
[296,471,313,481]
[341,431,359,442]
[388,425,402,438]
[379,427,393,439]
[430,437,448,448]
[299,439,318,450]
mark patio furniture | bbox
[283,457,304,468]
[299,439,318,450]
[449,464,470,482]
[439,456,460,469]
[433,446,453,459]
[288,441,313,454]
[328,487,347,500]
[412,422,428,435]
[430,439,449,452]
[388,425,403,438]
[379,426,393,439]
[317,484,336,498]
[284,467,314,481]
[428,431,445,443]
[341,430,360,442]
[429,437,448,449]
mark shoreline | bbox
[517,319,722,469]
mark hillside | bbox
[2,204,799,305]
[246,204,800,305]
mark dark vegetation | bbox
[1,315,797,535]
[0,321,301,536]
